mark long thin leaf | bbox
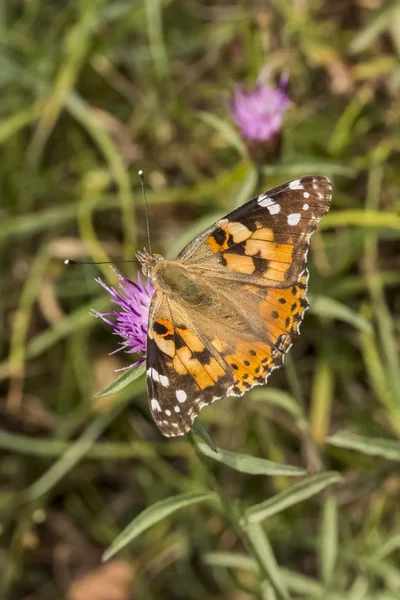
[103,491,217,561]
[309,294,372,334]
[197,443,305,477]
[319,493,338,587]
[94,363,145,397]
[198,111,246,156]
[191,420,217,452]
[250,388,305,421]
[327,432,400,461]
[246,523,290,600]
[25,401,128,502]
[204,552,324,597]
[243,472,342,525]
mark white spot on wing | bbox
[303,191,310,199]
[151,398,161,412]
[176,390,187,403]
[159,374,169,387]
[174,405,180,413]
[268,203,281,215]
[289,179,303,190]
[303,203,309,211]
[258,193,274,207]
[287,213,301,225]
[165,409,171,416]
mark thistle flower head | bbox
[230,74,290,142]
[92,269,154,370]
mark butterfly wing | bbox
[146,290,234,437]
[178,175,331,288]
[146,270,310,436]
[146,175,331,437]
[219,268,310,396]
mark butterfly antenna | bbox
[64,259,140,266]
[139,170,152,255]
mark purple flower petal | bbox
[93,270,155,369]
[230,75,290,142]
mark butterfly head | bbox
[136,248,164,280]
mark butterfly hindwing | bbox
[146,291,234,436]
[223,269,309,396]
[178,175,331,289]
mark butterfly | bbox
[138,176,331,437]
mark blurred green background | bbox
[1,1,400,599]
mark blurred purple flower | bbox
[92,270,154,370]
[230,74,290,142]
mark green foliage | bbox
[1,0,400,599]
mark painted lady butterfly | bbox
[138,176,331,436]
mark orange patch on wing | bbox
[208,219,229,252]
[211,337,227,353]
[151,318,175,357]
[154,318,174,336]
[153,336,175,357]
[263,266,287,282]
[251,227,274,241]
[224,253,255,274]
[258,273,309,351]
[225,341,275,395]
[246,238,293,263]
[208,236,228,253]
[204,357,226,381]
[172,354,189,375]
[223,221,252,243]
[176,347,215,389]
[208,219,252,253]
[177,327,205,352]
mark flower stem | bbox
[190,435,287,598]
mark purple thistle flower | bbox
[92,269,155,370]
[230,74,290,143]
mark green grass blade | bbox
[320,211,400,232]
[198,111,246,156]
[103,491,217,561]
[94,363,145,397]
[191,420,217,452]
[244,472,342,525]
[309,348,334,446]
[250,388,305,421]
[0,296,111,381]
[348,5,397,54]
[0,428,153,459]
[374,531,400,561]
[145,0,169,78]
[204,552,324,597]
[319,493,338,587]
[232,166,258,208]
[25,401,128,502]
[197,443,306,477]
[327,432,400,461]
[309,295,372,334]
[203,551,257,572]
[246,523,290,600]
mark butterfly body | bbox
[138,176,332,437]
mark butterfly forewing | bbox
[178,175,331,289]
